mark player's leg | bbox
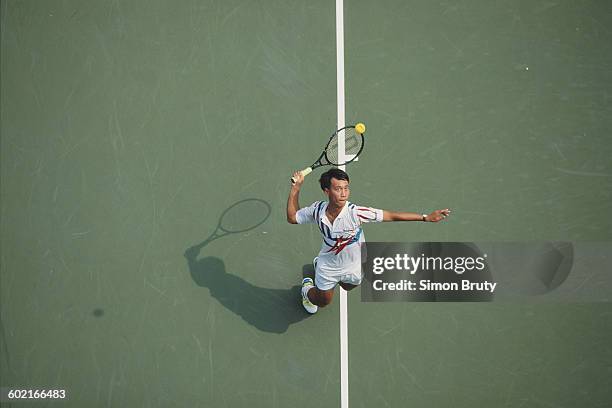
[338,267,361,291]
[310,272,336,307]
[301,279,334,313]
[301,271,337,313]
[308,257,338,307]
[301,278,318,313]
[338,282,358,291]
[307,286,334,306]
[301,256,342,312]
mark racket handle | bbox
[291,167,313,184]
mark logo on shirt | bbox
[326,229,362,255]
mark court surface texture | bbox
[1,1,611,407]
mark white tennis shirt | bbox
[296,201,383,275]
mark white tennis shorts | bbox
[315,264,362,291]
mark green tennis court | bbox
[2,1,611,407]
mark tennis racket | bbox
[291,125,365,184]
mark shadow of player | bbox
[184,198,310,333]
[184,252,310,334]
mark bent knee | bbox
[318,291,334,307]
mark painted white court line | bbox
[335,1,349,408]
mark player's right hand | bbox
[291,171,304,187]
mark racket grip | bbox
[291,167,313,184]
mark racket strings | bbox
[345,131,362,155]
[326,138,340,163]
[326,128,362,165]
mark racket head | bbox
[218,198,272,234]
[324,126,365,166]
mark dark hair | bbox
[319,168,350,191]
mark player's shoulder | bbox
[344,201,359,221]
[310,200,327,208]
[349,202,378,211]
[304,200,327,214]
[350,203,383,223]
[347,201,366,212]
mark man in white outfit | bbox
[287,168,451,314]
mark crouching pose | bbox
[287,168,451,314]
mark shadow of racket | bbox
[184,198,272,259]
[184,198,312,333]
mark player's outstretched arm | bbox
[383,208,451,223]
[287,171,304,224]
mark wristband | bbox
[422,214,428,222]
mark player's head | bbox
[319,169,350,204]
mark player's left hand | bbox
[426,208,451,222]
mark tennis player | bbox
[287,168,451,314]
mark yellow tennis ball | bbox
[355,123,366,134]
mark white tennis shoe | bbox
[301,277,318,314]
